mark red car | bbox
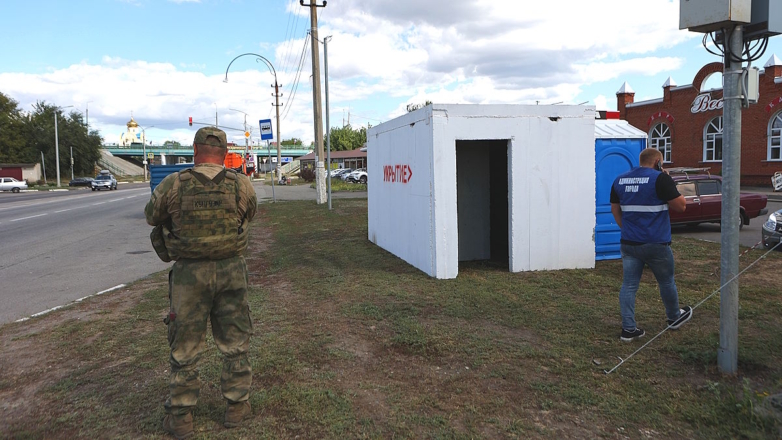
[668,169,768,229]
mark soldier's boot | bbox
[224,401,252,428]
[162,412,194,439]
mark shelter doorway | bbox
[456,140,509,268]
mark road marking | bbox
[54,208,74,213]
[14,284,127,323]
[76,284,126,301]
[107,198,123,203]
[10,213,47,222]
[92,202,106,206]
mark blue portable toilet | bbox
[594,119,647,260]
[149,163,193,192]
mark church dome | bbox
[127,117,139,128]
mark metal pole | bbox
[70,146,74,181]
[41,151,46,183]
[54,111,61,187]
[244,113,249,175]
[324,36,332,210]
[143,137,148,182]
[268,141,276,203]
[307,0,327,204]
[718,25,743,375]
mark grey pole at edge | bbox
[324,36,332,210]
[718,25,743,375]
[268,142,276,203]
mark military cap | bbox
[193,126,227,148]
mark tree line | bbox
[0,91,103,181]
[326,124,367,152]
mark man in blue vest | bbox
[610,148,692,342]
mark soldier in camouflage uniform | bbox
[145,127,257,439]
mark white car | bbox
[0,177,28,193]
[345,169,367,184]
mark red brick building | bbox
[617,55,782,186]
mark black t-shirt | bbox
[610,171,680,204]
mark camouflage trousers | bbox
[164,255,253,416]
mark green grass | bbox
[1,199,781,439]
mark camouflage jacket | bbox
[145,163,257,260]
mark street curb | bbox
[13,284,126,323]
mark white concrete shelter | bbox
[367,104,597,279]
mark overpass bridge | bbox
[103,144,313,158]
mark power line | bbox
[282,32,311,121]
[279,3,303,76]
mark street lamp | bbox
[54,105,73,187]
[229,108,251,170]
[224,53,282,178]
[138,124,155,182]
[85,101,93,134]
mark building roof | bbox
[663,76,677,87]
[617,81,634,94]
[299,148,367,161]
[0,163,37,168]
[765,54,782,68]
[594,119,647,139]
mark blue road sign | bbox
[259,119,273,140]
[281,157,292,163]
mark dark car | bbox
[68,177,94,187]
[762,208,782,251]
[668,168,768,229]
[91,172,118,191]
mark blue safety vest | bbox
[612,167,671,244]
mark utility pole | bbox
[301,0,327,204]
[41,152,46,183]
[70,146,74,181]
[718,24,743,375]
[272,82,283,177]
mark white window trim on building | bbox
[768,111,782,161]
[649,123,672,163]
[703,116,723,162]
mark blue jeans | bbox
[619,243,681,330]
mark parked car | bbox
[0,177,28,193]
[330,168,351,179]
[345,168,367,184]
[91,171,118,191]
[68,177,94,187]
[668,169,768,229]
[334,168,354,180]
[762,208,782,251]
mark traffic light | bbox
[188,117,192,126]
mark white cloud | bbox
[312,0,697,121]
[0,58,321,145]
[2,0,705,143]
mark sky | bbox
[2,0,782,147]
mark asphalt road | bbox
[673,199,781,248]
[0,180,366,325]
[0,183,170,325]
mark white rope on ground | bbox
[604,239,782,375]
